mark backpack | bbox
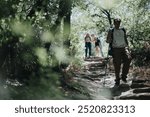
[108,28,128,56]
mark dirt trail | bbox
[68,57,150,100]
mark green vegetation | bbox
[0,0,149,99]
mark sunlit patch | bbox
[41,31,54,43]
[52,46,70,64]
[11,20,33,43]
[35,47,48,66]
[94,0,123,9]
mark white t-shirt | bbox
[112,29,127,48]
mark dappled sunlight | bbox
[71,8,95,29]
[95,88,112,99]
[41,31,54,43]
[52,46,70,64]
[11,21,34,44]
[0,0,150,100]
[11,20,33,43]
[35,47,48,66]
[94,0,124,9]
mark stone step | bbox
[131,83,150,88]
[132,79,150,83]
[116,93,150,100]
[133,87,150,93]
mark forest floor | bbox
[63,57,150,100]
[1,56,150,100]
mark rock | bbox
[132,79,149,83]
[90,62,105,67]
[68,55,150,100]
[119,83,130,91]
[131,83,150,88]
[116,93,150,100]
[84,57,103,62]
[81,76,95,81]
[133,87,150,93]
[110,84,131,97]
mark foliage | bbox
[0,0,150,99]
[71,0,150,63]
[8,68,65,100]
[0,0,74,99]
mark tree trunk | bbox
[101,9,112,27]
[63,0,72,47]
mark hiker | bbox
[91,34,96,56]
[84,33,92,58]
[106,18,132,86]
[94,37,101,57]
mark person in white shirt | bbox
[106,18,132,86]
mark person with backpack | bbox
[106,18,132,86]
[84,33,92,58]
